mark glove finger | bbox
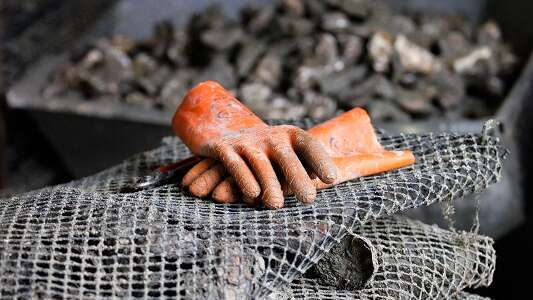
[182,158,215,187]
[293,129,337,184]
[241,147,284,209]
[215,146,261,199]
[303,162,317,179]
[241,194,264,207]
[189,164,226,197]
[272,146,316,204]
[243,195,260,206]
[212,178,240,203]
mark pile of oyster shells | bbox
[45,0,518,121]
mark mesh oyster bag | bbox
[0,121,506,299]
[272,216,495,300]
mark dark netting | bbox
[0,120,506,299]
[271,216,494,299]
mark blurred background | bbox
[1,0,532,298]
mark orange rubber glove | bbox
[172,81,337,208]
[182,107,415,206]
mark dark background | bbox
[1,1,532,298]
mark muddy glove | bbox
[172,81,337,208]
[183,107,415,204]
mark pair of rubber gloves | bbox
[173,81,414,209]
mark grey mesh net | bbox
[0,120,506,299]
[270,216,495,300]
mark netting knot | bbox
[481,119,502,144]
